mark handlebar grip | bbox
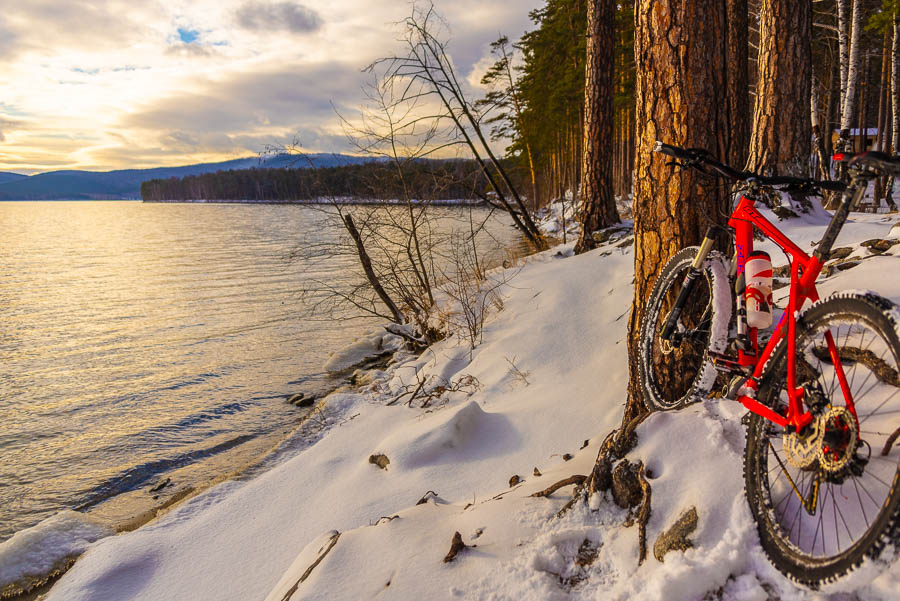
[852,151,900,175]
[835,151,900,175]
[653,141,695,161]
[817,180,847,192]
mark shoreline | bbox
[1,351,395,601]
[141,198,489,206]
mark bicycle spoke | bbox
[831,484,854,550]
[851,477,871,529]
[847,329,866,392]
[859,388,900,426]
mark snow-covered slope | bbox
[21,209,900,601]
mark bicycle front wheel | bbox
[744,293,900,586]
[637,247,731,411]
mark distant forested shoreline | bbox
[140,159,498,203]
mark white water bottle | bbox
[745,251,773,329]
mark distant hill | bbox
[0,154,369,200]
[0,172,27,185]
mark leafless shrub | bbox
[504,355,531,386]
[387,373,481,408]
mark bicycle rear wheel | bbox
[744,293,900,586]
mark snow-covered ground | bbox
[5,204,900,601]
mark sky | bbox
[0,0,544,175]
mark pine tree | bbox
[626,0,732,421]
[575,0,620,253]
[746,0,813,177]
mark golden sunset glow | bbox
[0,1,541,174]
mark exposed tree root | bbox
[443,532,468,563]
[545,410,653,567]
[280,531,341,601]
[636,462,652,565]
[530,475,587,498]
[416,490,439,505]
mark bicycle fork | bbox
[660,225,727,344]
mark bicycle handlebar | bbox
[833,150,900,176]
[653,141,847,192]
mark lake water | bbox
[0,201,524,543]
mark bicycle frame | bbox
[728,196,858,431]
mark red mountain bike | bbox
[637,142,900,586]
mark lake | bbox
[0,201,525,542]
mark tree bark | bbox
[746,0,812,177]
[836,0,863,156]
[856,52,870,153]
[576,0,620,254]
[889,11,900,210]
[838,0,850,119]
[725,0,750,170]
[877,31,891,152]
[811,76,831,182]
[627,0,731,422]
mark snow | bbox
[22,209,900,601]
[322,328,405,373]
[0,511,113,596]
[536,196,582,239]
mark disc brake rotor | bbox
[818,406,858,474]
[783,420,823,470]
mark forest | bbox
[139,160,492,203]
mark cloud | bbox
[165,43,218,58]
[0,0,547,172]
[235,1,322,33]
[0,117,25,143]
[0,18,19,60]
[122,62,363,133]
[2,1,157,56]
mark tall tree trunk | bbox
[811,76,831,182]
[576,0,620,254]
[726,0,750,170]
[838,0,851,119]
[877,31,891,152]
[889,11,900,211]
[627,0,731,422]
[746,0,812,177]
[876,35,891,207]
[856,52,870,154]
[825,63,838,160]
[836,0,863,156]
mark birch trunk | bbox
[811,76,830,181]
[838,0,850,119]
[888,13,900,210]
[836,0,863,154]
